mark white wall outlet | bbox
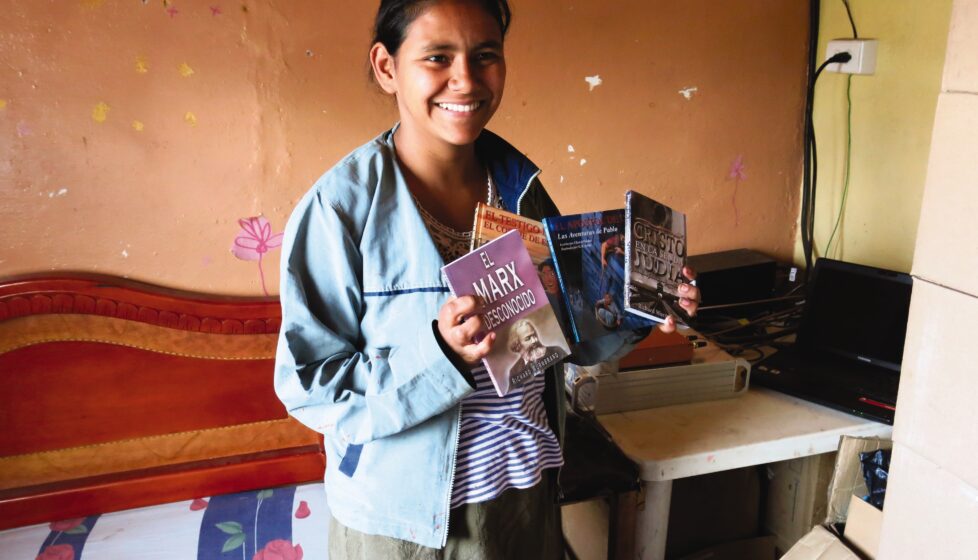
[825,39,878,75]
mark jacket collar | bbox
[475,129,541,214]
[384,125,541,215]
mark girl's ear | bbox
[370,42,398,94]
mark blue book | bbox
[543,210,655,344]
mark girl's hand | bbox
[437,296,495,365]
[659,266,701,334]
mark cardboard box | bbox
[677,536,778,560]
[911,93,978,297]
[825,437,891,524]
[942,0,978,93]
[780,498,881,560]
[844,495,882,559]
[781,435,890,559]
[891,279,978,490]
[763,453,836,554]
[780,526,860,560]
[878,445,978,559]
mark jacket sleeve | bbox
[274,188,475,446]
[523,176,652,367]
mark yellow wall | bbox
[801,0,952,272]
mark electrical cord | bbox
[696,294,805,313]
[803,0,859,269]
[825,74,853,256]
[700,305,804,338]
[801,50,852,271]
[842,0,859,38]
[800,0,821,280]
[825,0,859,257]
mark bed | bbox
[0,273,329,559]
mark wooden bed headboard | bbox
[0,274,325,530]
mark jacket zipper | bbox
[515,169,567,501]
[439,165,541,545]
[440,402,463,547]
[514,169,542,216]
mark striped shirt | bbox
[415,192,564,508]
[451,364,563,507]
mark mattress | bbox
[0,482,329,560]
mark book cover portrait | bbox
[442,230,569,396]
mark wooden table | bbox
[598,387,893,560]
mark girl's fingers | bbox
[678,283,701,303]
[457,314,484,342]
[473,331,495,359]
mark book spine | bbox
[544,219,584,344]
[470,203,486,252]
[624,301,667,324]
[624,192,635,313]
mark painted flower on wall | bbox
[728,155,747,226]
[232,216,284,296]
[253,539,304,560]
[35,544,74,560]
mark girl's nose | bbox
[449,58,475,92]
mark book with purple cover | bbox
[442,229,570,396]
[470,202,571,338]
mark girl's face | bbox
[375,1,506,149]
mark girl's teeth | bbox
[438,102,480,113]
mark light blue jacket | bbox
[275,127,637,548]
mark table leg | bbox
[635,480,673,560]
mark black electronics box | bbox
[687,249,777,308]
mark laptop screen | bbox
[800,259,913,372]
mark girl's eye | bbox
[475,51,501,64]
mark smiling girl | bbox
[274,1,699,558]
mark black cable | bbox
[801,0,821,281]
[802,51,851,273]
[802,1,857,276]
[701,306,804,338]
[696,294,805,312]
[712,329,799,345]
[842,0,859,38]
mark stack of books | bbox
[441,191,695,397]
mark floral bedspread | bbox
[0,483,330,560]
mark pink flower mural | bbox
[728,155,747,226]
[232,216,284,296]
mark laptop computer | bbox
[753,258,913,424]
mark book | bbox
[623,190,688,324]
[442,229,570,397]
[543,210,656,344]
[470,202,570,337]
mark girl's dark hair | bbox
[372,0,512,56]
